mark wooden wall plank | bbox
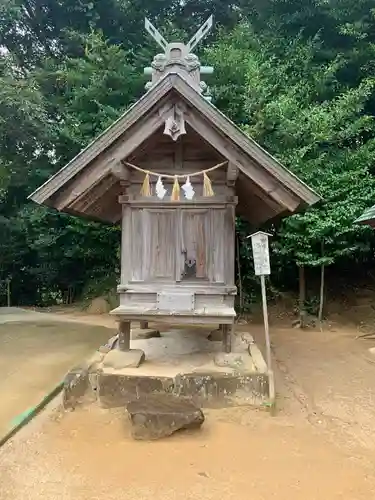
[210,209,226,283]
[130,209,144,281]
[121,205,131,283]
[224,205,236,285]
[149,210,176,280]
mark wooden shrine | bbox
[29,17,319,357]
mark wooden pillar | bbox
[118,321,131,351]
[221,324,232,353]
[140,321,149,329]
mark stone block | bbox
[99,334,119,353]
[102,349,145,369]
[126,394,204,440]
[248,343,268,373]
[174,372,269,407]
[98,345,111,354]
[87,350,105,370]
[62,365,90,410]
[98,373,174,408]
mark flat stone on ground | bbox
[131,328,161,340]
[103,349,145,369]
[99,334,119,352]
[214,352,254,371]
[98,345,111,354]
[126,394,204,440]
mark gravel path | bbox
[2,310,375,499]
[1,402,374,500]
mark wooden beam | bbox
[117,197,237,208]
[221,324,232,353]
[173,74,320,207]
[236,175,285,224]
[54,159,114,211]
[29,77,174,204]
[237,198,278,226]
[174,138,183,169]
[106,107,168,163]
[237,174,281,211]
[87,182,122,222]
[52,104,175,211]
[185,111,300,212]
[70,175,118,212]
[226,162,238,187]
[111,162,130,181]
[118,321,131,351]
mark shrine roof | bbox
[354,205,375,227]
[29,70,320,224]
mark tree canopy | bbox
[1,0,375,308]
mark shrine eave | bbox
[28,70,320,224]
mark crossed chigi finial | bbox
[142,15,215,142]
[143,16,214,99]
[144,15,213,53]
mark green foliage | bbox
[208,20,375,292]
[2,0,375,306]
[36,31,145,160]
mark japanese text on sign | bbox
[251,233,271,276]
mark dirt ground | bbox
[1,403,375,500]
[0,309,115,436]
[1,308,375,499]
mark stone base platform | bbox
[98,368,270,409]
[63,326,274,411]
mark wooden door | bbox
[180,208,228,283]
[180,209,209,280]
[129,206,231,284]
[130,208,176,282]
[148,209,176,280]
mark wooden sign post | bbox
[248,231,272,371]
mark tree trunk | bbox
[299,265,306,328]
[318,244,325,327]
[318,263,325,328]
[6,279,11,308]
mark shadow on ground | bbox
[0,308,114,436]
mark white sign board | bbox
[250,232,271,276]
[157,292,195,312]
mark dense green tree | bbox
[0,32,131,304]
[208,23,375,314]
[0,0,240,69]
[2,0,375,311]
